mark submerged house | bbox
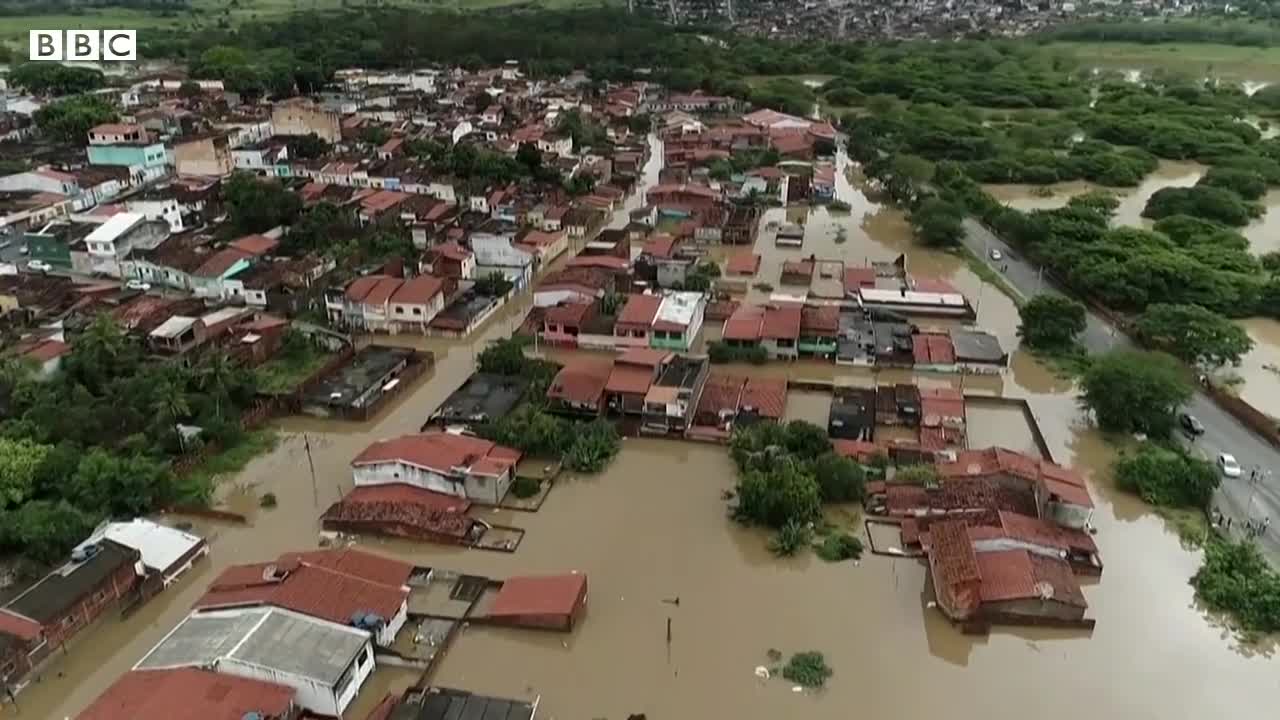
[351,432,523,505]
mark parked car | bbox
[989,248,1003,261]
[1179,413,1205,436]
[125,279,152,291]
[26,259,51,272]
[1217,453,1242,478]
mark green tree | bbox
[197,352,240,419]
[1081,350,1192,437]
[0,438,51,508]
[288,133,330,159]
[33,95,118,143]
[70,449,174,516]
[1191,539,1280,634]
[735,462,822,528]
[2,500,96,564]
[1018,294,1088,351]
[1133,303,1254,367]
[477,337,530,376]
[1114,444,1219,508]
[9,63,104,94]
[1142,185,1260,227]
[812,453,865,502]
[1199,166,1268,201]
[225,173,302,234]
[909,197,966,247]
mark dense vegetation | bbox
[728,421,866,554]
[1114,444,1221,509]
[1080,350,1192,438]
[0,318,259,565]
[472,339,620,473]
[32,95,118,143]
[1133,303,1255,368]
[1192,538,1280,635]
[1018,295,1088,352]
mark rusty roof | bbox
[617,293,662,327]
[547,361,611,406]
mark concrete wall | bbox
[354,462,465,498]
[463,468,511,505]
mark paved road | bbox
[963,219,1280,562]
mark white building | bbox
[79,518,207,587]
[351,432,522,505]
[135,606,375,718]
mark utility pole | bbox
[304,433,318,508]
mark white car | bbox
[989,248,1003,261]
[26,259,51,272]
[1217,453,1242,478]
[125,279,152,291]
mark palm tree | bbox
[150,376,191,452]
[197,352,238,420]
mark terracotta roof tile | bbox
[78,668,294,720]
[353,432,519,477]
[390,274,444,306]
[722,304,765,341]
[726,252,761,276]
[228,234,279,256]
[616,294,662,327]
[487,573,586,619]
[544,301,594,327]
[761,303,801,340]
[741,377,786,419]
[547,361,611,406]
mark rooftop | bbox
[6,539,136,625]
[486,573,587,621]
[79,519,204,576]
[353,431,521,478]
[432,372,529,426]
[547,361,612,406]
[78,668,294,720]
[136,607,369,686]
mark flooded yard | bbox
[964,398,1044,458]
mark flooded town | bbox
[1,24,1280,720]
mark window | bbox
[356,648,370,669]
[412,307,422,315]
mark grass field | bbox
[1046,41,1280,83]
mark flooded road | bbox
[984,160,1280,419]
[16,139,1280,720]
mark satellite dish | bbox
[1034,581,1055,600]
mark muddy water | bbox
[982,159,1206,227]
[983,159,1280,414]
[783,389,832,426]
[19,139,1280,720]
[1232,317,1280,420]
[964,399,1041,457]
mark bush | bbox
[768,519,812,557]
[812,453,866,502]
[735,463,823,528]
[708,341,768,365]
[511,476,541,498]
[1018,295,1087,351]
[563,419,620,473]
[259,492,278,508]
[782,651,833,688]
[1191,539,1280,634]
[816,532,864,562]
[1114,444,1219,509]
[894,464,938,487]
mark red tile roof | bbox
[920,387,965,426]
[322,484,475,541]
[741,377,786,419]
[912,333,956,365]
[197,548,411,625]
[390,274,444,306]
[800,305,839,335]
[520,230,564,248]
[939,448,1093,508]
[643,233,678,259]
[780,259,813,281]
[722,304,765,341]
[0,609,41,641]
[844,267,876,293]
[976,550,1086,607]
[353,432,520,477]
[487,573,587,619]
[78,668,294,720]
[566,255,629,271]
[544,301,594,328]
[605,363,655,396]
[831,439,880,463]
[228,234,279,256]
[616,293,662,327]
[362,276,403,308]
[344,275,384,303]
[432,241,472,262]
[90,123,143,136]
[647,183,719,200]
[930,520,981,585]
[192,247,251,278]
[726,252,761,276]
[547,361,611,406]
[19,338,69,363]
[761,303,801,340]
[695,373,746,419]
[992,510,1097,555]
[617,347,670,367]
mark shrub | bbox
[894,464,938,487]
[1114,444,1219,508]
[816,532,863,562]
[511,476,541,499]
[259,492,278,508]
[782,651,833,688]
[812,453,866,502]
[1191,539,1280,634]
[768,519,812,557]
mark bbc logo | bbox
[29,30,137,62]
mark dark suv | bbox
[1180,413,1205,436]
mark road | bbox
[963,219,1280,563]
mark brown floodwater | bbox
[984,160,1280,424]
[16,140,1280,720]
